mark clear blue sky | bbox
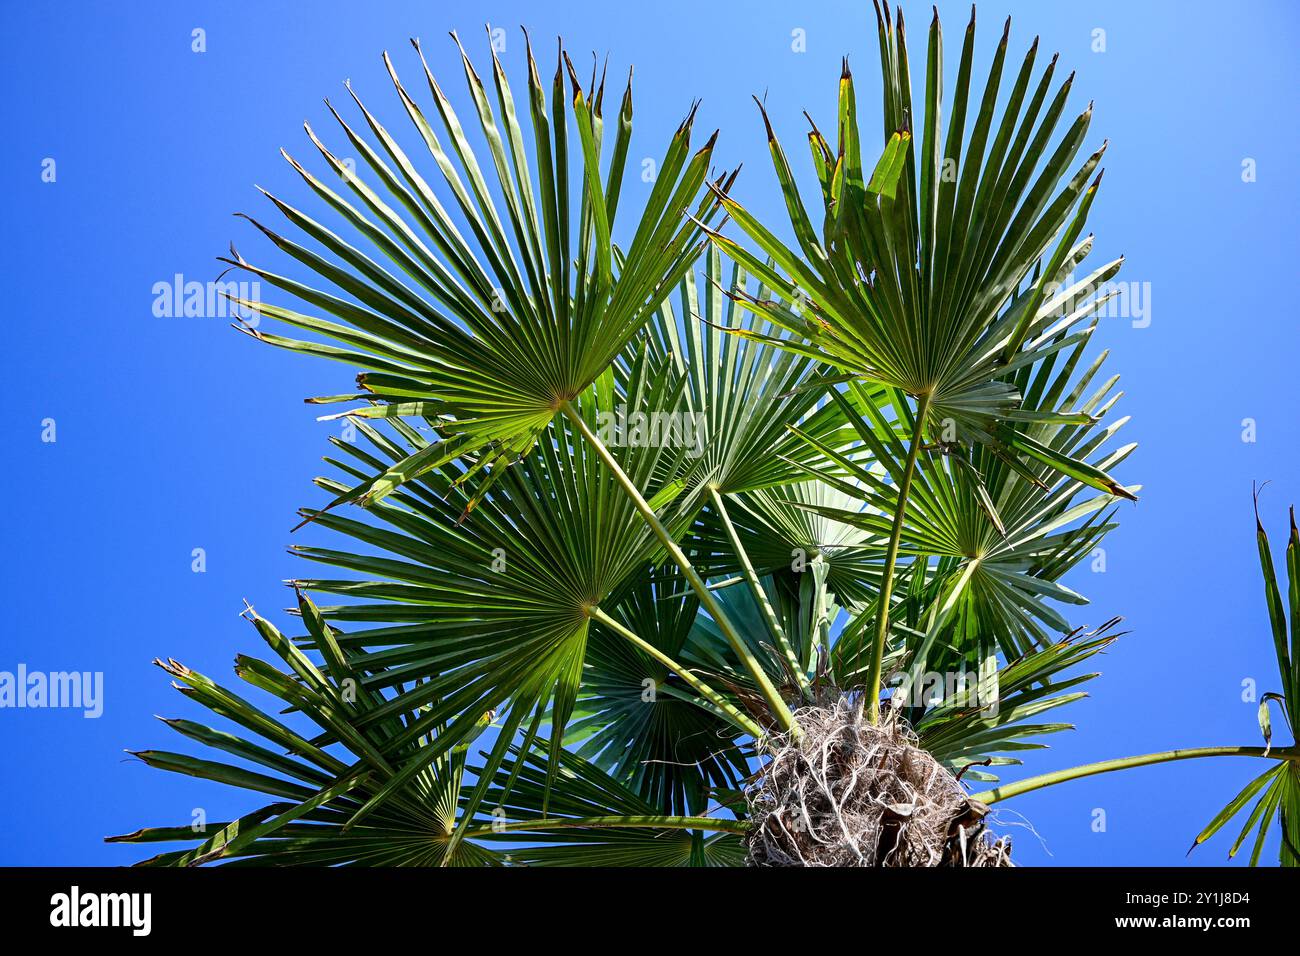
[3,0,1297,866]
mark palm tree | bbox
[112,7,1297,866]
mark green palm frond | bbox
[109,592,497,866]
[707,480,879,611]
[797,325,1134,669]
[289,382,753,850]
[687,574,825,700]
[1191,502,1299,866]
[701,5,1128,502]
[227,33,728,517]
[689,3,1136,720]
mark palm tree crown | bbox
[112,7,1298,867]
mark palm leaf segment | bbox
[911,619,1122,784]
[228,31,727,516]
[703,4,1130,502]
[703,480,878,611]
[1191,500,1300,866]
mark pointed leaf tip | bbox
[680,98,701,133]
[1252,480,1269,532]
[753,95,776,140]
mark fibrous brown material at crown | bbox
[745,695,1012,867]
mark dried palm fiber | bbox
[745,695,1012,866]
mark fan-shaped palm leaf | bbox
[704,6,1123,468]
[289,380,766,853]
[228,32,728,517]
[643,247,860,499]
[109,592,498,866]
[797,321,1135,676]
[697,4,1132,716]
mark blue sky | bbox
[2,0,1298,865]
